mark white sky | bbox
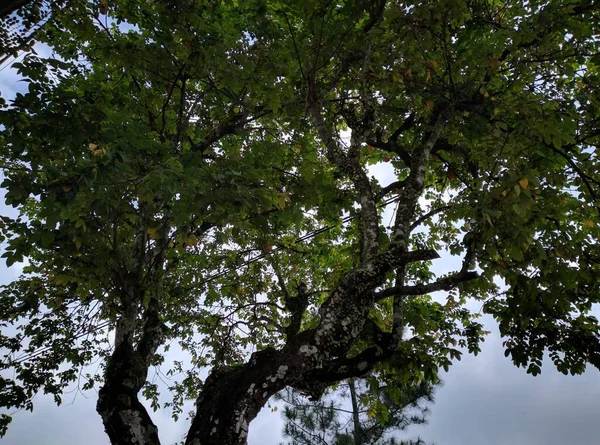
[1,50,600,445]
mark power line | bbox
[7,195,400,365]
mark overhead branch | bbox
[409,205,452,232]
[307,89,380,263]
[375,180,407,201]
[366,113,415,166]
[393,101,454,244]
[374,270,479,302]
[390,112,416,141]
[190,108,269,153]
[296,333,398,397]
[397,248,440,264]
[550,143,599,206]
[433,138,479,179]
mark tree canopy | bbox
[0,0,599,444]
[278,377,436,445]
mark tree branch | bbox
[374,270,479,302]
[393,101,454,244]
[409,205,452,232]
[307,95,380,263]
[375,180,407,201]
[190,108,269,153]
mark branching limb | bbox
[374,270,479,302]
[190,107,270,153]
[409,205,452,232]
[393,101,454,244]
[307,97,380,263]
[375,180,408,201]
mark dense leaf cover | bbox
[0,0,599,443]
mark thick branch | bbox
[376,180,407,201]
[190,108,269,153]
[374,270,479,302]
[97,342,160,445]
[307,100,380,263]
[297,339,397,389]
[393,102,453,243]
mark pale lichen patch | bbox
[299,344,318,356]
[357,361,369,371]
[275,365,288,380]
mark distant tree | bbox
[278,376,437,445]
[0,1,599,444]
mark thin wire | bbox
[9,196,400,364]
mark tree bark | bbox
[96,341,161,445]
[185,348,296,445]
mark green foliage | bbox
[0,0,599,440]
[277,377,436,445]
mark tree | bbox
[278,377,437,445]
[0,0,599,444]
[0,1,69,64]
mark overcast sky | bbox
[1,49,599,445]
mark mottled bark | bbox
[97,341,160,445]
[185,348,304,445]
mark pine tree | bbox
[278,376,438,445]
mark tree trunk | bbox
[349,378,363,445]
[185,345,323,445]
[96,341,161,445]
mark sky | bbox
[1,46,600,445]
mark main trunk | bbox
[185,348,298,445]
[96,341,160,445]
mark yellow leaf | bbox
[187,233,198,246]
[272,406,278,412]
[501,190,508,197]
[147,227,159,239]
[276,193,289,210]
[100,0,109,14]
[425,100,435,111]
[583,219,595,228]
[168,240,175,248]
[488,58,501,70]
[88,142,98,151]
[519,178,528,189]
[62,185,72,192]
